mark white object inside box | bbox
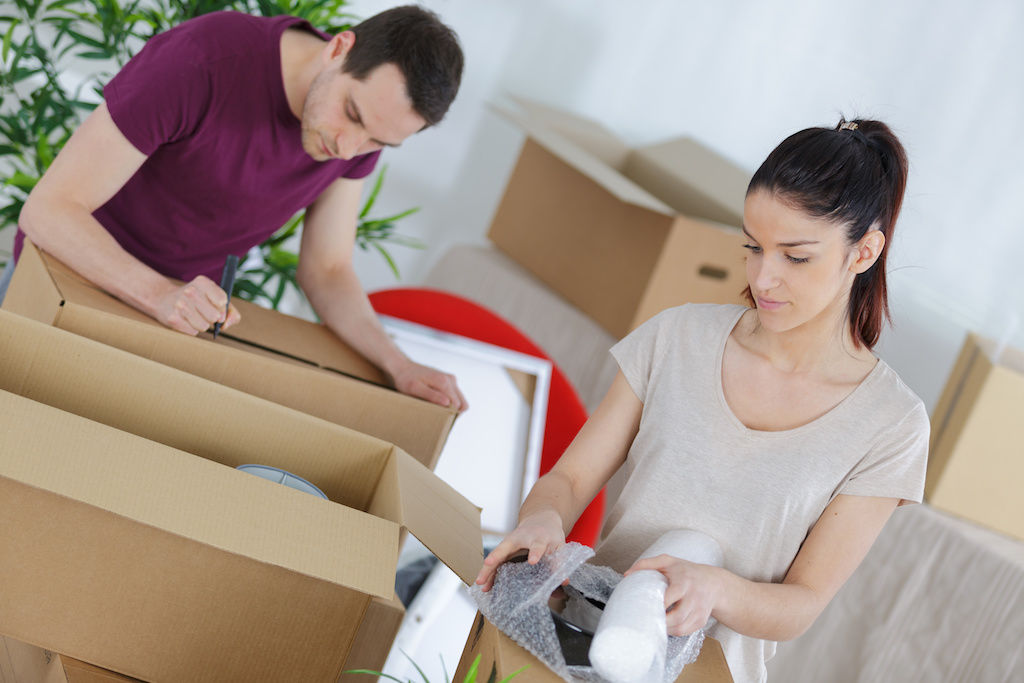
[469,542,707,683]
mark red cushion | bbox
[369,287,604,547]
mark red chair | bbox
[369,287,604,547]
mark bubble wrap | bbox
[468,543,705,683]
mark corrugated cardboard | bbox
[1,636,141,683]
[1,635,68,683]
[927,333,1024,539]
[0,311,483,682]
[454,613,733,682]
[61,658,142,683]
[337,594,405,683]
[2,241,455,468]
[488,96,750,338]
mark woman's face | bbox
[742,190,863,335]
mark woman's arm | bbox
[475,371,643,590]
[630,493,900,639]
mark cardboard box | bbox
[2,241,455,468]
[454,613,733,682]
[927,333,1024,539]
[1,635,140,683]
[0,310,482,682]
[488,97,750,338]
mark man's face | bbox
[301,61,426,161]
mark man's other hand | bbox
[391,359,468,412]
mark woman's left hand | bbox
[626,555,725,637]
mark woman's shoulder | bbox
[645,302,748,331]
[863,359,930,433]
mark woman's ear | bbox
[851,229,885,274]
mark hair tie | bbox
[839,121,859,131]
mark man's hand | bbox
[152,275,240,336]
[390,358,468,411]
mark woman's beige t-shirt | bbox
[592,303,929,683]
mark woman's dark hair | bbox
[745,118,909,349]
[343,5,464,127]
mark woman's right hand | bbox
[474,508,565,592]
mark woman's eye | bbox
[742,244,762,254]
[787,255,810,264]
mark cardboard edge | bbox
[925,335,991,499]
[1,240,64,326]
[372,448,483,586]
[488,98,676,217]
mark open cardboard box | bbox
[2,635,141,682]
[2,241,455,468]
[0,310,482,682]
[927,332,1024,539]
[454,613,733,682]
[488,96,751,338]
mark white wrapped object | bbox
[589,530,723,683]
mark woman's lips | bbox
[757,297,786,311]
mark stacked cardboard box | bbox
[927,332,1024,539]
[3,241,455,469]
[488,97,751,338]
[0,311,482,681]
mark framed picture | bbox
[381,315,551,534]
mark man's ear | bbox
[851,229,885,274]
[322,30,355,65]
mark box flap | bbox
[0,309,395,512]
[33,246,387,385]
[0,390,397,599]
[625,137,748,227]
[224,297,386,384]
[0,238,64,325]
[9,247,455,468]
[369,449,483,586]
[504,95,633,168]
[490,97,674,216]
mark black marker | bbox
[212,254,239,339]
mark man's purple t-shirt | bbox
[15,12,380,282]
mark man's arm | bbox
[19,102,238,334]
[297,176,466,410]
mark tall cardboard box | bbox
[0,311,483,682]
[454,614,733,682]
[488,97,750,338]
[927,333,1024,539]
[3,241,455,468]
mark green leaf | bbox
[401,649,430,683]
[359,164,386,218]
[497,666,527,683]
[75,49,117,59]
[341,670,409,683]
[4,170,39,191]
[371,240,400,279]
[2,18,17,63]
[463,654,481,683]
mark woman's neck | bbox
[742,303,870,379]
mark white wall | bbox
[347,0,1024,413]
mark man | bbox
[17,5,467,410]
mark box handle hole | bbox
[698,265,729,280]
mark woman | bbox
[475,119,929,683]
